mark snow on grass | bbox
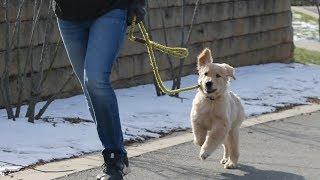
[1,63,320,174]
[293,11,319,42]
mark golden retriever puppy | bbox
[190,48,245,169]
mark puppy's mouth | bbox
[205,88,217,94]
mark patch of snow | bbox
[1,63,320,174]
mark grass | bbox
[294,47,320,65]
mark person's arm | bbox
[127,0,146,26]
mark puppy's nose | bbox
[205,81,213,88]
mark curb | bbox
[3,104,320,180]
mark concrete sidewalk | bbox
[55,111,320,180]
[295,40,320,52]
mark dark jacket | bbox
[53,0,146,24]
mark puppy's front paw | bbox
[199,148,210,160]
[224,161,237,169]
[220,158,228,164]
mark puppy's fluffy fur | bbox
[190,48,245,169]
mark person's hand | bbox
[127,0,146,26]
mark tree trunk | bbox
[25,0,44,122]
[14,0,25,118]
[2,0,15,120]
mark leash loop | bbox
[129,17,200,95]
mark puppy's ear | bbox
[222,63,236,80]
[197,48,213,69]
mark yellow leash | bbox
[128,17,200,95]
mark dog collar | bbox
[199,83,215,101]
[206,96,215,101]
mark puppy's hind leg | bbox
[224,128,240,169]
[200,121,228,160]
[192,122,207,147]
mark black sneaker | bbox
[96,151,130,180]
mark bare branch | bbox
[9,0,25,49]
[173,0,201,94]
[25,0,45,123]
[146,0,164,96]
[35,73,75,120]
[157,0,176,91]
[171,0,186,94]
[41,38,62,85]
[35,0,55,93]
[23,0,43,83]
[185,0,201,45]
[15,4,24,118]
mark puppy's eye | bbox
[216,74,221,78]
[204,72,208,76]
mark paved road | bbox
[56,111,320,180]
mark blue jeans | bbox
[57,9,127,155]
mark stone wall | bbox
[0,0,293,107]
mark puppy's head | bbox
[197,48,235,98]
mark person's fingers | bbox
[136,8,146,23]
[127,1,147,26]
